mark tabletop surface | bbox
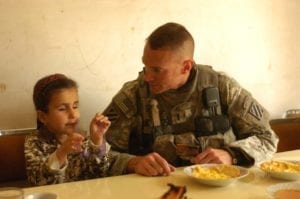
[23,150,300,199]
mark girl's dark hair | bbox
[33,73,78,129]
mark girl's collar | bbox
[38,126,59,144]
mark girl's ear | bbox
[37,110,47,125]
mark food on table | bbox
[191,165,240,179]
[160,183,187,199]
[260,160,300,173]
[274,189,300,199]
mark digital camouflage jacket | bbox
[103,65,278,167]
[25,127,130,186]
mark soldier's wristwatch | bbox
[232,156,238,165]
[223,147,239,165]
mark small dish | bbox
[25,192,58,199]
[183,164,249,187]
[266,182,300,199]
[259,160,300,181]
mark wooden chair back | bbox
[0,128,36,187]
[270,118,300,152]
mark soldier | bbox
[103,22,278,176]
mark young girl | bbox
[25,74,122,186]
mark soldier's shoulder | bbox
[215,70,242,93]
[195,64,219,87]
[108,79,140,119]
[121,79,139,95]
[195,64,214,72]
[114,79,139,103]
[195,64,238,84]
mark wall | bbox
[0,0,299,130]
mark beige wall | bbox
[0,0,299,130]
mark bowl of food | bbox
[183,164,249,187]
[266,182,300,199]
[259,160,300,181]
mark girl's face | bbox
[38,87,80,136]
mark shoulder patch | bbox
[248,102,264,120]
[105,105,120,123]
[114,92,136,118]
[115,92,131,113]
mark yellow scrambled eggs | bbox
[191,165,240,179]
[260,160,300,173]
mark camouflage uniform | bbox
[24,127,129,186]
[104,65,278,168]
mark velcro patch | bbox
[248,102,264,120]
[115,93,129,113]
[105,106,119,123]
[114,92,135,118]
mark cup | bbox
[0,187,23,199]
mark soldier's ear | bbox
[182,59,194,73]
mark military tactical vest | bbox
[129,64,230,155]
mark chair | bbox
[270,118,300,152]
[0,128,36,187]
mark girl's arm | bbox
[24,134,66,186]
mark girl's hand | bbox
[90,113,111,145]
[56,132,84,165]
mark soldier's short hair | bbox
[147,22,194,51]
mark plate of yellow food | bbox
[259,160,300,181]
[266,182,300,199]
[183,164,249,187]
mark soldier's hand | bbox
[190,148,233,165]
[127,152,175,176]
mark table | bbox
[23,150,300,199]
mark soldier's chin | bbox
[149,86,165,94]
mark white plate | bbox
[266,182,300,199]
[25,192,58,199]
[183,164,249,187]
[259,160,300,181]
